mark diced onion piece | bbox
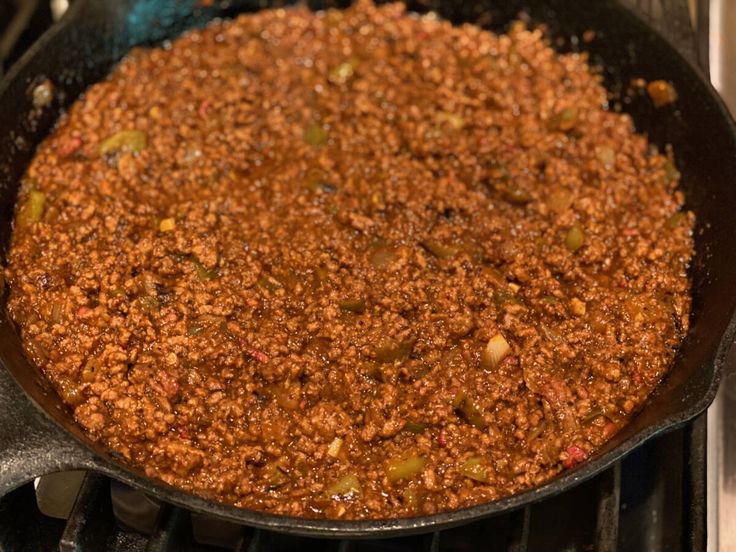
[369,246,398,268]
[303,123,328,146]
[193,260,217,281]
[386,455,427,482]
[187,317,218,336]
[137,295,160,312]
[460,456,489,483]
[99,129,147,156]
[540,323,564,344]
[503,188,533,205]
[647,80,678,107]
[18,190,46,228]
[325,474,361,497]
[338,299,366,314]
[327,437,343,458]
[528,420,547,441]
[481,334,511,370]
[435,111,465,130]
[328,60,356,85]
[664,159,681,182]
[455,396,488,429]
[32,80,54,109]
[404,421,427,434]
[372,338,414,363]
[570,298,587,316]
[57,377,83,406]
[565,224,585,252]
[548,107,578,131]
[187,324,204,336]
[667,212,685,229]
[50,301,64,325]
[595,146,615,167]
[481,266,507,288]
[257,274,282,291]
[81,356,101,383]
[264,464,289,489]
[159,217,176,232]
[421,240,459,259]
[402,488,420,510]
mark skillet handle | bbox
[0,365,97,497]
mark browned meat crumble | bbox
[6,0,693,519]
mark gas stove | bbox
[0,1,732,551]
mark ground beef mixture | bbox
[6,1,694,519]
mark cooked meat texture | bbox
[6,0,693,519]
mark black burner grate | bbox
[0,416,706,552]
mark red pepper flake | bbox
[417,31,429,41]
[58,136,82,158]
[603,422,618,439]
[617,280,628,289]
[76,306,93,318]
[177,426,191,440]
[622,228,638,238]
[249,348,269,363]
[437,431,447,448]
[562,445,588,469]
[157,370,180,398]
[240,338,269,363]
[198,100,210,118]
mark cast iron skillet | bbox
[0,0,735,539]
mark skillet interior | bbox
[0,0,734,537]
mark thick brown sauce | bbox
[6,1,693,519]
